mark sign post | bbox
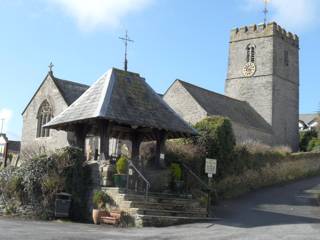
[205,158,217,187]
[205,158,217,217]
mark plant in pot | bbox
[114,156,128,188]
[170,163,184,193]
[92,191,109,224]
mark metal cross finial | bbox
[48,62,54,73]
[263,0,270,25]
[0,118,4,134]
[119,31,134,72]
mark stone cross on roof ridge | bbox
[48,62,54,74]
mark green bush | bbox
[92,191,110,209]
[192,117,236,178]
[116,156,128,174]
[170,163,182,181]
[307,138,320,152]
[166,141,205,175]
[300,130,318,152]
[0,147,89,220]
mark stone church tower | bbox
[225,22,299,151]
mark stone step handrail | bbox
[126,160,151,200]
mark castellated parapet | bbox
[230,22,299,48]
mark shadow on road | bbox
[213,176,320,228]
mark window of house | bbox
[36,100,52,138]
[246,44,256,63]
[284,50,289,66]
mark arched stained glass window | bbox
[36,100,52,138]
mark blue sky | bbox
[0,0,319,140]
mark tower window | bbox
[36,100,53,138]
[246,44,256,63]
[284,50,289,66]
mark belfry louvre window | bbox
[284,50,289,66]
[246,44,256,63]
[36,100,52,138]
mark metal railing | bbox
[179,162,212,217]
[126,160,151,200]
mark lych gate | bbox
[45,68,213,226]
[45,68,196,185]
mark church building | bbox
[20,22,300,155]
[165,22,299,151]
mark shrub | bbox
[116,156,128,174]
[0,147,89,220]
[300,130,318,152]
[238,140,291,156]
[166,141,205,175]
[192,117,236,178]
[307,138,320,152]
[170,163,182,181]
[92,191,109,209]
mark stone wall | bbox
[21,75,70,158]
[225,22,299,151]
[232,122,273,145]
[163,80,207,125]
[0,202,35,218]
[216,152,320,199]
[163,80,273,145]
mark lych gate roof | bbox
[176,80,272,133]
[46,68,196,136]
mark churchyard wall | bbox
[215,152,320,200]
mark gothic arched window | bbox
[36,100,52,138]
[246,44,256,63]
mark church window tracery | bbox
[36,100,52,138]
[246,44,256,63]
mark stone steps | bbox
[136,215,216,227]
[102,187,211,227]
[120,194,199,205]
[130,201,204,211]
[132,208,207,218]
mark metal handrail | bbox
[180,162,210,191]
[127,160,151,200]
[179,162,212,217]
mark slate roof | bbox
[175,80,272,133]
[299,114,318,125]
[46,68,196,137]
[53,77,89,105]
[22,72,89,115]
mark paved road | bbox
[1,176,320,240]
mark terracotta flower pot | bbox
[92,209,100,224]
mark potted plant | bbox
[170,163,184,193]
[92,191,109,224]
[114,156,128,188]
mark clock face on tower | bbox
[242,62,256,77]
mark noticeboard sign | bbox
[205,158,217,176]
